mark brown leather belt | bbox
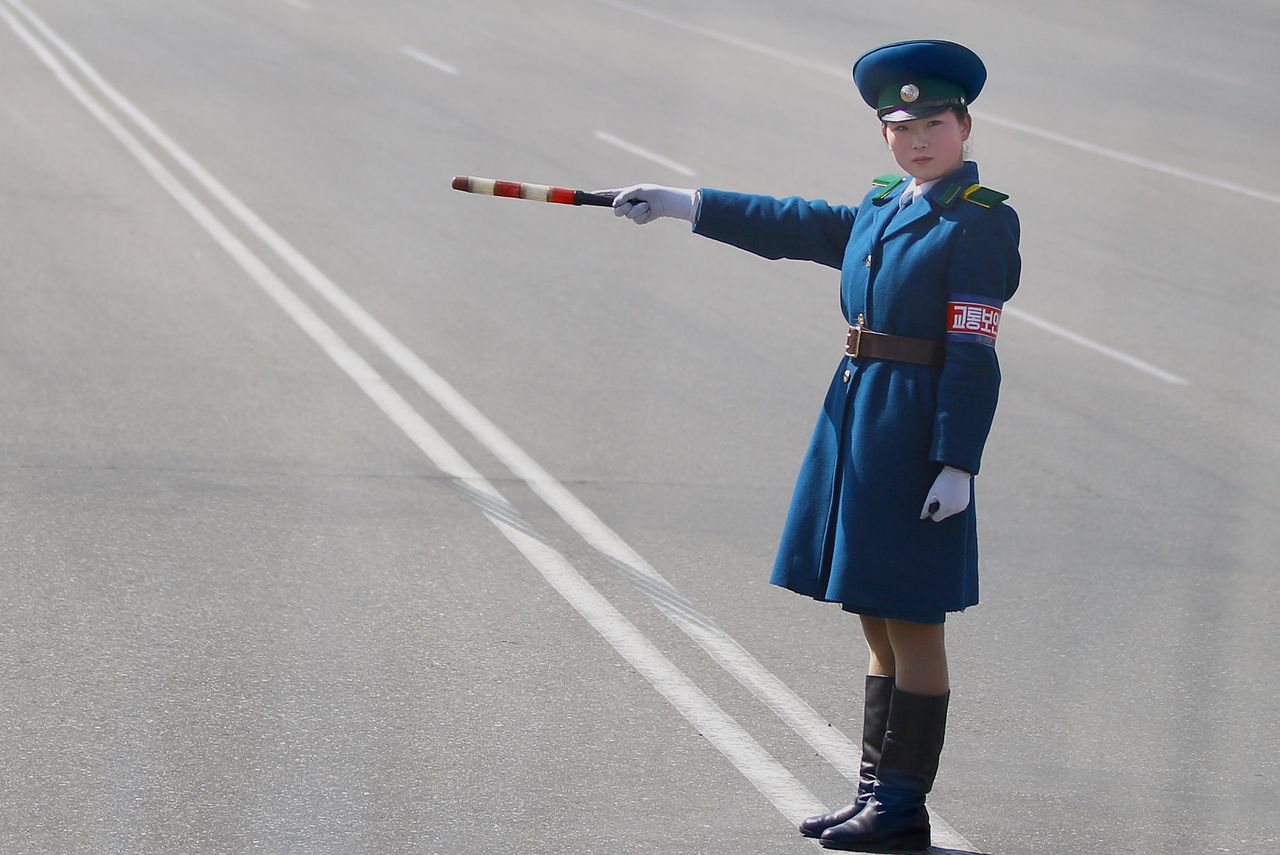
[845,320,944,367]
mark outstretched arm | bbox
[607,184,857,271]
[692,189,857,270]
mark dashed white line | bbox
[400,45,459,76]
[595,130,697,176]
[2,1,1112,849]
[0,0,952,841]
[594,0,1196,386]
[2,0,861,813]
[977,114,1280,206]
[0,0,824,826]
[593,0,1278,207]
[2,0,986,843]
[595,0,841,79]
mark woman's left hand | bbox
[920,466,972,521]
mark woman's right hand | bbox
[920,466,972,522]
[606,184,698,225]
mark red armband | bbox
[946,295,1003,347]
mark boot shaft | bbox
[858,675,895,796]
[818,687,949,851]
[873,687,950,808]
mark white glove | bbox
[920,466,972,522]
[609,184,697,225]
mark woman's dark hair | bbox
[953,105,973,157]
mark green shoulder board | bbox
[870,173,907,201]
[960,183,1009,208]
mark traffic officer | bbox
[607,39,1020,853]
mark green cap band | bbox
[876,78,965,112]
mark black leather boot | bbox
[819,687,949,853]
[799,675,895,837]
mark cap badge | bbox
[900,83,920,103]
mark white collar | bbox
[899,177,941,208]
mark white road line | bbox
[593,0,1195,387]
[596,0,843,79]
[998,305,1188,386]
[594,0,1278,207]
[6,1,982,847]
[595,130,697,176]
[975,114,1280,206]
[1003,306,1188,386]
[9,0,858,799]
[0,0,824,826]
[400,45,459,76]
[4,2,978,848]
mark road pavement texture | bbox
[1,0,1277,853]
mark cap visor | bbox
[879,103,952,123]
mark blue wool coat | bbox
[693,162,1021,619]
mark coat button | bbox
[843,369,852,383]
[864,254,872,268]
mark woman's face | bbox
[881,111,971,183]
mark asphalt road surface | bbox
[2,1,1278,853]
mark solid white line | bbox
[975,114,1280,206]
[1003,306,1189,385]
[595,130,697,177]
[3,2,977,848]
[400,46,459,76]
[0,0,824,825]
[4,1,979,846]
[492,523,822,826]
[7,0,860,800]
[11,0,857,795]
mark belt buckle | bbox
[846,314,865,358]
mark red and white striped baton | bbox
[451,176,618,207]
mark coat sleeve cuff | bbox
[691,188,730,238]
[929,440,982,477]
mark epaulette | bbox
[958,183,1009,208]
[870,173,907,201]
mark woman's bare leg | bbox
[884,619,949,695]
[859,615,896,678]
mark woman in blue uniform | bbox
[609,40,1020,853]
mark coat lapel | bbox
[879,162,981,241]
[872,184,912,242]
[881,190,935,239]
